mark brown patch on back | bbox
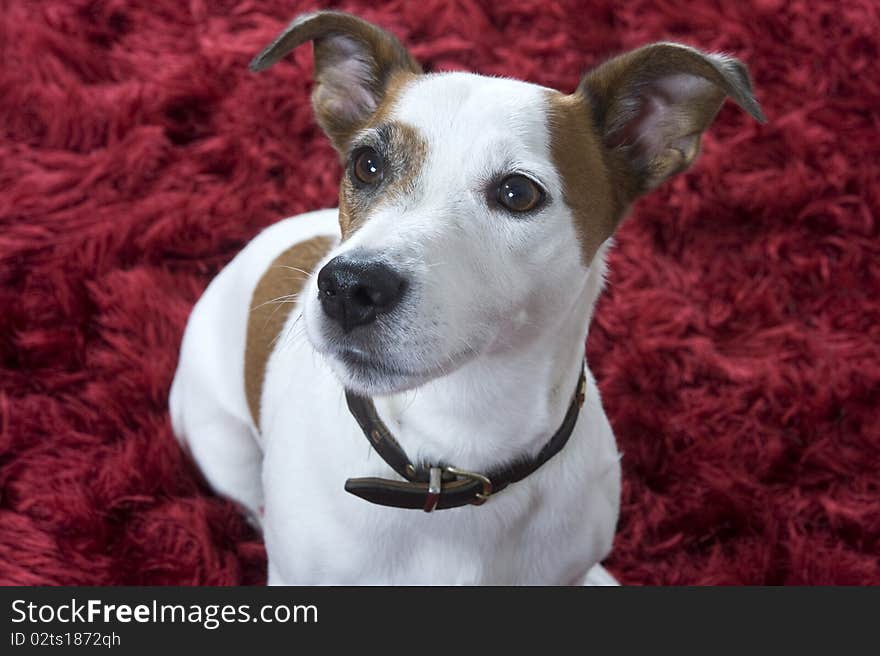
[545,90,623,266]
[244,235,334,430]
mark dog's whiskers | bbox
[274,312,309,352]
[276,265,315,277]
[258,294,305,334]
[251,292,302,314]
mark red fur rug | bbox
[1,0,878,585]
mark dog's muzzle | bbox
[317,255,408,333]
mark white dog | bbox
[169,11,763,585]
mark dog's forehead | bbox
[361,71,616,267]
[389,72,551,155]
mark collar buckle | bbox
[423,466,493,513]
[445,466,493,505]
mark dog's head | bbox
[251,11,764,396]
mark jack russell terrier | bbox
[169,10,764,585]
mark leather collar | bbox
[343,362,587,512]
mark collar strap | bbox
[343,362,587,512]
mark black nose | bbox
[317,256,408,332]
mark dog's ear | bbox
[250,11,421,151]
[578,42,765,198]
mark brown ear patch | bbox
[545,90,622,266]
[365,71,418,131]
[249,10,421,154]
[325,68,416,171]
[244,235,334,430]
[312,42,421,155]
[577,42,765,194]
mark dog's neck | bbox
[370,245,609,474]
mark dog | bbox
[169,10,764,585]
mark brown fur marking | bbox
[366,71,418,130]
[576,43,763,194]
[339,118,427,240]
[245,235,334,429]
[337,72,419,238]
[310,20,421,152]
[545,90,621,266]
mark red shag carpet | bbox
[1,0,878,585]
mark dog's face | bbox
[251,12,764,395]
[311,73,605,395]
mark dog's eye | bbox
[352,147,384,187]
[496,175,545,213]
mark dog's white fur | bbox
[169,13,762,584]
[170,73,622,585]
